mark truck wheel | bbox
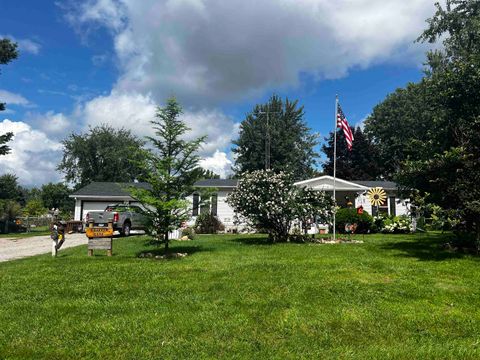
[122,222,131,237]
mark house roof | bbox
[71,177,400,199]
[294,175,369,190]
[194,179,239,188]
[353,181,399,191]
[70,182,151,198]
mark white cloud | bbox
[79,90,238,157]
[35,111,72,135]
[0,89,30,107]
[0,119,63,186]
[58,0,443,183]
[199,150,233,178]
[17,38,41,55]
[0,35,41,55]
[66,0,439,105]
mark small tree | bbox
[23,199,47,217]
[227,170,334,242]
[130,98,205,253]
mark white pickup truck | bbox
[86,204,146,236]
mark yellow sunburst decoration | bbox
[367,187,387,207]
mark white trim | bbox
[69,195,134,200]
[193,185,236,189]
[294,175,369,190]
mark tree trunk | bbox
[164,231,169,254]
[476,218,480,254]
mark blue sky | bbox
[0,0,435,186]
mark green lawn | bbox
[1,233,479,359]
[0,226,51,239]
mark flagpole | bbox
[333,95,338,241]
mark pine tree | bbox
[322,127,383,181]
[130,98,205,253]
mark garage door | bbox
[81,201,113,222]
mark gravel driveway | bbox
[0,233,88,262]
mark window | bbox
[192,193,200,216]
[193,193,218,216]
[378,198,389,215]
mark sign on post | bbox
[86,219,114,256]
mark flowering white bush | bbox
[381,215,413,233]
[227,170,334,242]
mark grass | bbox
[1,232,480,359]
[0,226,51,239]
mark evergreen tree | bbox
[322,127,383,181]
[130,98,205,253]
[233,95,318,180]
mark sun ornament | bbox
[367,187,387,207]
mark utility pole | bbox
[258,109,279,170]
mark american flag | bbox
[337,103,354,150]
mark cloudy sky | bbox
[0,0,439,186]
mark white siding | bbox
[186,189,238,229]
[395,198,410,217]
[74,199,82,221]
[217,190,236,227]
[355,194,372,215]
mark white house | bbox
[70,176,410,228]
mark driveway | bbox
[0,233,88,262]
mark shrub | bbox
[181,226,196,240]
[195,212,225,234]
[382,215,413,233]
[335,208,373,234]
[227,170,334,242]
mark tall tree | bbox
[364,81,440,179]
[0,174,24,203]
[322,126,383,180]
[130,98,205,253]
[233,95,319,180]
[40,183,73,213]
[0,38,18,155]
[365,0,480,245]
[403,0,480,244]
[58,125,146,188]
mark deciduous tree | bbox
[233,95,318,180]
[58,125,146,188]
[40,183,73,213]
[0,38,18,155]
